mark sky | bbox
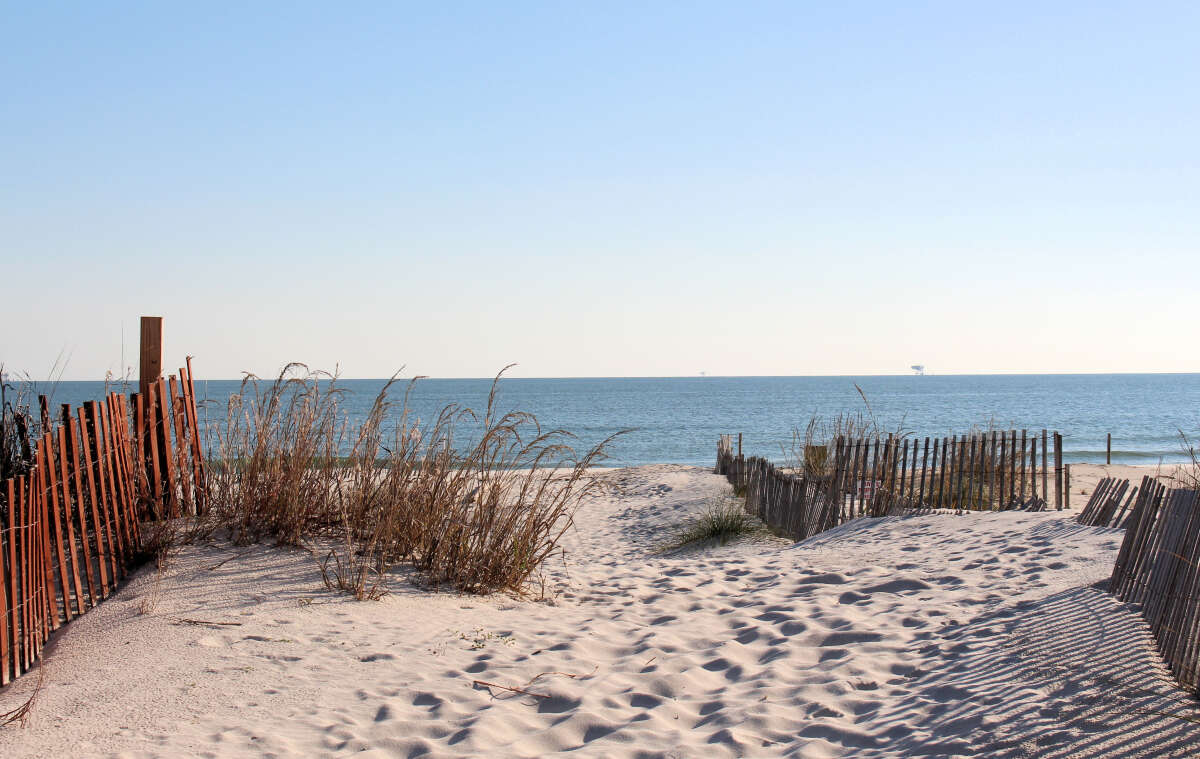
[3,2,1199,380]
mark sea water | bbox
[31,374,1200,468]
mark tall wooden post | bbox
[1054,432,1063,511]
[139,316,165,516]
[1107,433,1112,465]
[139,317,163,397]
[1041,429,1049,506]
[1030,436,1037,499]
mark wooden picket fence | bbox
[128,359,208,520]
[1108,478,1200,693]
[1077,477,1142,528]
[0,359,206,687]
[715,445,838,540]
[718,429,1066,539]
[826,429,1067,515]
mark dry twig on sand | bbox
[0,664,47,728]
[202,550,255,571]
[522,665,598,688]
[472,680,549,699]
[473,665,597,701]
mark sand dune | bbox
[1,464,1197,757]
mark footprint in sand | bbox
[861,579,932,594]
[360,652,396,662]
[735,628,759,644]
[780,621,807,636]
[821,631,884,646]
[630,693,662,709]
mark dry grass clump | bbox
[787,412,878,478]
[1175,430,1200,489]
[784,393,1031,512]
[0,364,43,482]
[203,364,617,598]
[785,385,903,479]
[0,661,46,727]
[203,364,351,545]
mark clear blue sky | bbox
[4,2,1198,379]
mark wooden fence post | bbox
[847,440,860,517]
[4,478,15,684]
[183,357,208,513]
[885,434,897,514]
[36,442,61,631]
[1018,430,1027,502]
[952,436,965,510]
[1054,432,1063,511]
[919,438,930,508]
[16,474,29,669]
[1010,429,1018,503]
[936,438,948,509]
[63,411,98,609]
[139,316,163,398]
[1042,429,1049,507]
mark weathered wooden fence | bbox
[826,429,1066,514]
[718,429,1065,539]
[716,439,839,540]
[1108,479,1200,694]
[0,359,206,687]
[128,358,208,519]
[1077,477,1143,528]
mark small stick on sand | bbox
[171,617,244,627]
[523,665,598,687]
[472,680,549,699]
[203,550,255,571]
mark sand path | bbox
[1,464,1197,757]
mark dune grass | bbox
[200,363,621,598]
[662,496,765,551]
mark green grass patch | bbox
[661,496,764,551]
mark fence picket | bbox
[3,478,14,684]
[77,409,111,597]
[43,433,72,624]
[63,414,97,610]
[36,445,58,633]
[56,425,86,618]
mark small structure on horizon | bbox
[910,364,926,375]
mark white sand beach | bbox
[1,463,1197,758]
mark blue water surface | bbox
[29,374,1200,467]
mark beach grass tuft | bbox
[662,496,763,551]
[200,363,621,597]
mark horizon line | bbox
[21,370,1200,383]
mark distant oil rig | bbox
[910,365,926,375]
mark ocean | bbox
[28,374,1200,468]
